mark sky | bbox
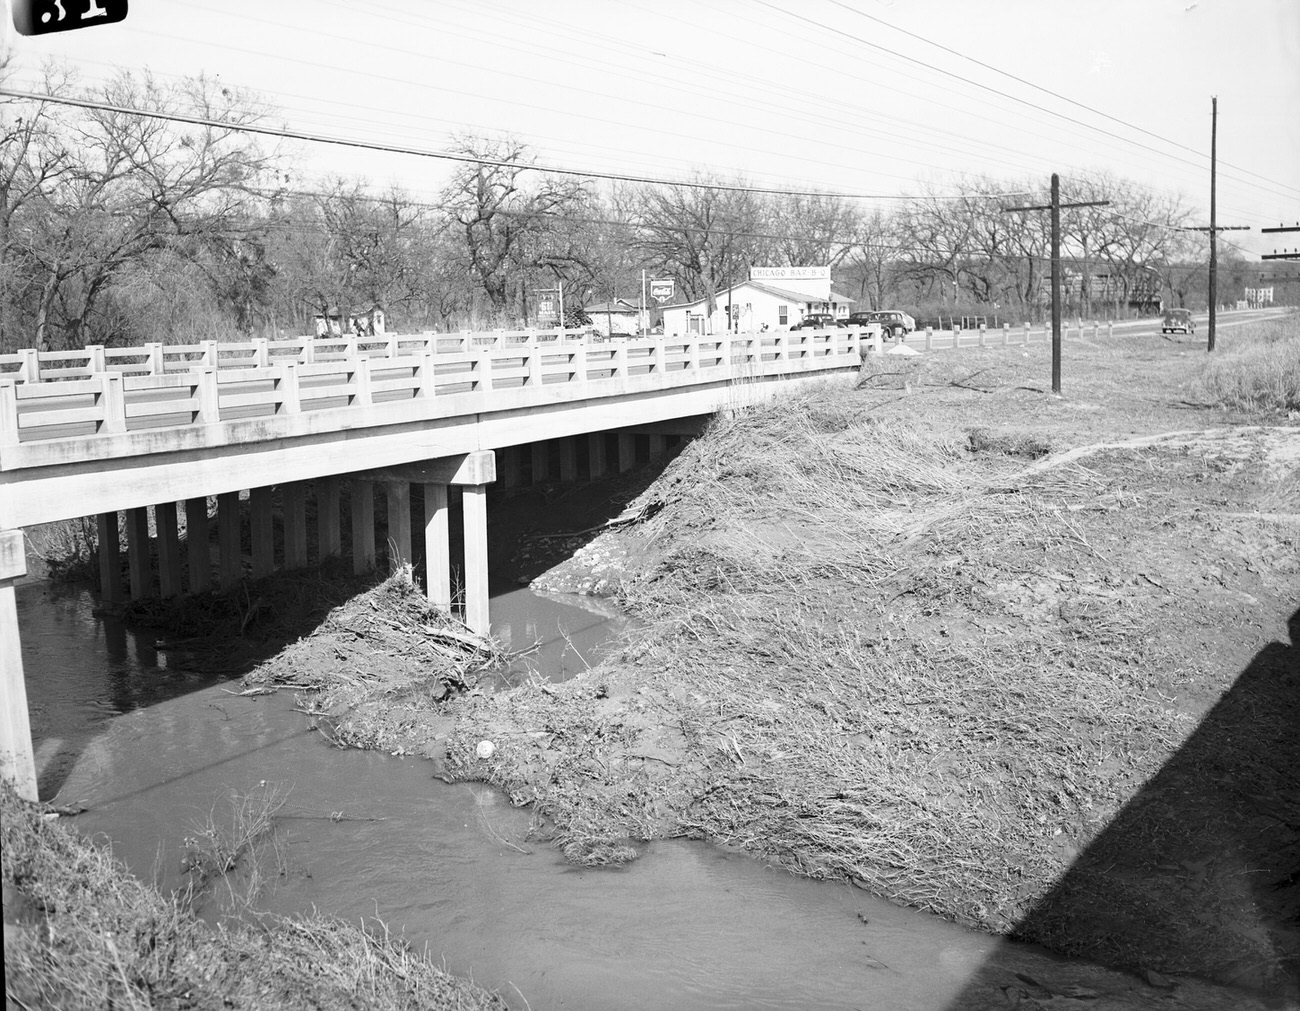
[3,0,1298,259]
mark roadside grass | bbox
[1191,313,1300,413]
[1,781,508,1010]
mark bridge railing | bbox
[0,328,867,449]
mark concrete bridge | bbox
[0,326,879,799]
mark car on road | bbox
[847,310,916,339]
[789,313,845,330]
[1160,308,1195,335]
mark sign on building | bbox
[749,266,830,282]
[650,278,675,303]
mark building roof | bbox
[584,300,641,314]
[661,279,855,310]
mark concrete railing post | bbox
[100,374,127,434]
[194,369,219,424]
[146,342,165,375]
[252,337,270,368]
[1024,322,1031,344]
[978,324,987,348]
[475,347,494,392]
[279,363,301,414]
[0,383,19,448]
[18,349,39,383]
[301,338,317,365]
[202,340,219,368]
[570,343,588,385]
[651,338,666,374]
[418,350,438,399]
[86,345,106,374]
[352,358,373,407]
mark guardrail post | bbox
[279,363,301,414]
[86,345,106,373]
[474,346,494,392]
[195,369,219,423]
[1023,322,1031,344]
[252,337,269,368]
[18,349,39,383]
[1092,320,1100,339]
[418,350,438,399]
[978,324,987,348]
[353,357,373,407]
[0,383,19,447]
[100,374,126,434]
[570,342,587,385]
[1002,323,1010,346]
[1107,321,1113,339]
[924,327,933,351]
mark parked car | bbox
[848,310,916,339]
[1160,308,1195,335]
[789,313,845,330]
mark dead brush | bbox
[181,780,292,913]
[1,781,509,1009]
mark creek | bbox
[21,578,1135,1011]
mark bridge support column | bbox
[531,442,550,484]
[185,498,210,593]
[648,433,668,457]
[499,447,522,488]
[0,530,37,800]
[558,438,577,482]
[126,506,151,600]
[386,481,412,572]
[463,483,489,635]
[350,480,375,574]
[423,482,450,611]
[283,483,308,570]
[250,487,275,579]
[588,433,607,478]
[617,431,635,473]
[97,511,121,601]
[317,478,341,561]
[156,502,183,598]
[217,491,242,589]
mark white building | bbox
[659,266,854,335]
[583,298,648,337]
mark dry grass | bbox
[1,781,508,1010]
[1191,313,1300,414]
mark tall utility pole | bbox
[1208,96,1218,352]
[1186,99,1247,351]
[1003,174,1108,394]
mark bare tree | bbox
[440,135,588,318]
[3,67,277,350]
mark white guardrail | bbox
[0,328,874,451]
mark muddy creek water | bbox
[22,579,1148,1011]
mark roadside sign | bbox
[650,278,674,303]
[12,0,128,35]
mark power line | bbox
[753,0,1300,204]
[824,0,1300,199]
[0,86,1035,202]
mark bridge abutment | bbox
[0,530,35,800]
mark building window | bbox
[778,304,788,325]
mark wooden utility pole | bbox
[1003,175,1108,394]
[1209,96,1218,351]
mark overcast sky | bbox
[5,0,1298,258]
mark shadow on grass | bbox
[947,608,1300,1006]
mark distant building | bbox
[660,271,852,335]
[313,307,386,337]
[582,298,647,337]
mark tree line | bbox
[2,66,1239,352]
